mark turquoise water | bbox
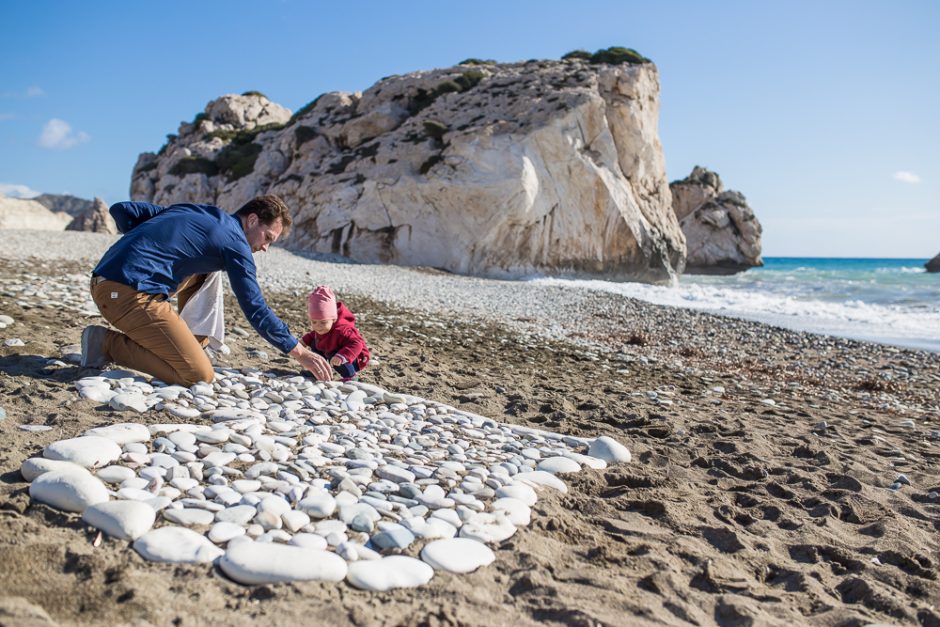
[533,258,940,352]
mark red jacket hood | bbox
[331,302,356,332]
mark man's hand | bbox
[289,343,332,381]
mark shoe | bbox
[80,325,111,368]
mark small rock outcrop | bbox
[926,253,940,273]
[33,193,95,218]
[0,194,71,230]
[129,53,686,284]
[670,166,762,274]
[65,197,118,234]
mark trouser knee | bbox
[177,360,215,386]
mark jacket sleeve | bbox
[109,201,166,234]
[221,241,298,354]
[334,328,366,363]
[300,331,316,348]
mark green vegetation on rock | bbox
[422,120,448,142]
[206,122,284,145]
[563,46,650,65]
[459,58,496,66]
[288,94,325,125]
[562,49,592,61]
[408,70,486,115]
[169,157,220,177]
[217,142,263,180]
[241,90,268,99]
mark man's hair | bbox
[234,195,292,232]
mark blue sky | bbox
[1,0,937,257]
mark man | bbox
[81,195,332,385]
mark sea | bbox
[531,258,940,353]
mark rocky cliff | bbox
[33,193,95,218]
[130,51,686,283]
[65,197,117,234]
[926,253,940,273]
[670,166,762,274]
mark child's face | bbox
[308,317,335,334]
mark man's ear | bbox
[247,213,259,228]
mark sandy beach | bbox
[1,232,939,626]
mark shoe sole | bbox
[80,327,92,367]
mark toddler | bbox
[301,286,370,380]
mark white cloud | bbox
[0,86,45,99]
[894,171,921,184]
[38,118,90,150]
[0,183,41,198]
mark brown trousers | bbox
[91,274,214,386]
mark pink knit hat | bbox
[307,285,337,320]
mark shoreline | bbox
[0,237,939,624]
[2,229,939,360]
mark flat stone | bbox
[79,386,116,403]
[209,522,247,544]
[494,483,538,506]
[339,503,380,526]
[109,393,149,413]
[18,425,53,433]
[281,510,310,533]
[420,537,495,573]
[216,505,258,525]
[82,500,155,540]
[588,436,631,464]
[376,465,416,484]
[402,516,457,539]
[95,465,136,484]
[513,470,567,493]
[345,555,433,591]
[536,456,581,474]
[289,533,328,550]
[29,470,109,513]
[163,508,215,526]
[495,495,533,524]
[133,526,224,563]
[219,541,347,584]
[21,458,91,482]
[44,436,122,469]
[344,390,367,412]
[371,525,415,550]
[165,405,202,420]
[458,515,517,543]
[85,423,151,445]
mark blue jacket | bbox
[94,201,297,354]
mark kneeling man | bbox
[82,195,331,385]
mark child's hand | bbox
[330,355,346,366]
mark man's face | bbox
[244,214,284,253]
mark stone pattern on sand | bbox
[23,368,624,589]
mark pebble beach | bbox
[1,230,939,626]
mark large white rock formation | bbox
[670,166,762,274]
[130,57,687,283]
[0,194,71,230]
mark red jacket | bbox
[301,302,370,370]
